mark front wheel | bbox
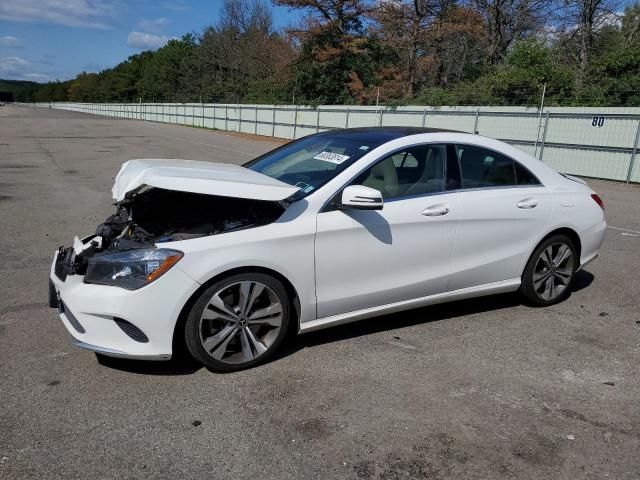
[520,234,578,307]
[184,273,291,372]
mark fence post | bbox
[225,105,228,131]
[238,104,242,132]
[378,108,384,126]
[253,105,258,135]
[316,108,320,133]
[626,120,640,183]
[474,109,480,134]
[345,108,350,128]
[271,106,276,137]
[538,112,550,161]
[421,109,427,128]
[292,105,298,139]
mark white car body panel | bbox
[315,192,460,317]
[111,158,299,201]
[50,130,606,360]
[169,200,318,325]
[50,251,200,359]
[300,278,521,333]
[449,186,553,291]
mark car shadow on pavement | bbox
[573,269,595,292]
[279,269,595,358]
[94,270,594,375]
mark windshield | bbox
[244,133,380,198]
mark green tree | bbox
[67,73,100,101]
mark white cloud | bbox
[0,35,21,47]
[138,17,169,33]
[0,0,117,29]
[23,73,51,81]
[127,31,172,50]
[0,56,30,76]
[161,1,189,12]
[0,56,49,82]
[596,11,622,30]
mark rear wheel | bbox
[184,273,291,372]
[520,234,578,306]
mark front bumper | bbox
[49,246,200,360]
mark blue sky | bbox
[0,0,299,83]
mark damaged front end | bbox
[97,188,286,250]
[52,188,286,290]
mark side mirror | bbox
[339,185,384,210]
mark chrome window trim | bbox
[384,189,457,204]
[454,184,545,194]
[383,182,544,204]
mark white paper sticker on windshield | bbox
[313,151,350,164]
[295,182,314,193]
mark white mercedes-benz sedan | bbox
[49,127,606,371]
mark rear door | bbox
[449,144,553,290]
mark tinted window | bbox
[353,145,446,200]
[391,151,419,168]
[455,145,540,188]
[514,161,540,185]
[245,134,380,198]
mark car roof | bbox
[318,126,460,144]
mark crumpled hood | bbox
[111,159,299,202]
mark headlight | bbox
[84,249,183,290]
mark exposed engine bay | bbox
[97,187,286,249]
[54,188,286,279]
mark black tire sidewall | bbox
[184,272,291,372]
[521,234,578,307]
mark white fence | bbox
[31,102,640,183]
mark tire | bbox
[184,272,291,372]
[520,234,578,307]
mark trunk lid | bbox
[112,159,299,201]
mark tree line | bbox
[13,0,640,106]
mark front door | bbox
[314,144,460,319]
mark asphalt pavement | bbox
[0,104,638,479]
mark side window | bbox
[353,144,446,200]
[455,145,540,188]
[391,151,419,168]
[514,161,541,185]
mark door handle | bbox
[517,198,538,209]
[422,204,450,216]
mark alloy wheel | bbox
[532,242,574,301]
[198,280,283,365]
